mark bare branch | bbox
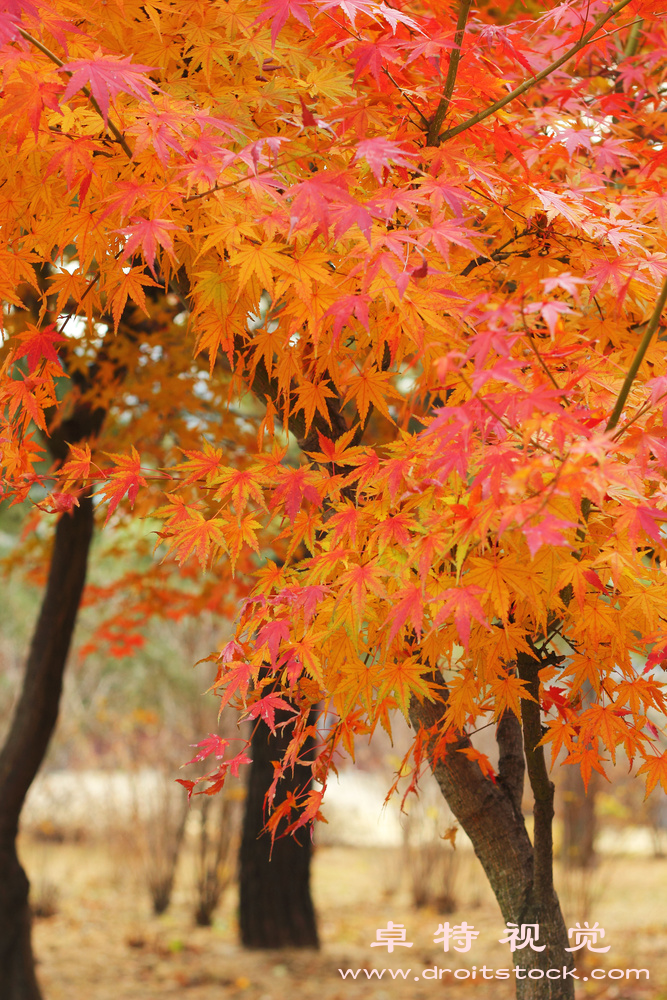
[606,271,667,431]
[437,0,634,145]
[427,0,473,146]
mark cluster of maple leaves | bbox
[2,0,667,827]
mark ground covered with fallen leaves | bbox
[20,835,667,1000]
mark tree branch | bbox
[606,270,667,431]
[427,0,473,146]
[408,680,535,921]
[496,710,525,820]
[517,651,555,904]
[437,0,634,145]
[0,493,94,840]
[19,28,134,159]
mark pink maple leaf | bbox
[116,216,180,276]
[387,584,423,643]
[185,733,230,765]
[271,466,322,521]
[432,586,490,649]
[324,293,370,338]
[257,619,291,666]
[59,50,157,125]
[314,0,379,29]
[522,515,576,558]
[254,0,312,47]
[353,138,416,182]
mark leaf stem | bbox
[438,0,634,145]
[606,271,667,431]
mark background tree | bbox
[1,2,667,999]
[0,284,247,996]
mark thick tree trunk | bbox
[409,666,574,1000]
[239,707,319,949]
[0,494,94,1000]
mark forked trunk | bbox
[409,673,574,1000]
[0,495,94,999]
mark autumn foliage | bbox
[2,0,667,849]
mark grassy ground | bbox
[19,834,667,1000]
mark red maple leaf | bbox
[98,446,147,522]
[185,733,230,765]
[298,94,316,126]
[14,323,66,373]
[246,693,296,732]
[271,466,322,522]
[59,50,157,125]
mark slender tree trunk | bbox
[561,684,597,869]
[410,663,574,1000]
[0,494,94,1000]
[239,706,319,949]
[561,766,597,868]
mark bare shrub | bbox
[402,779,459,912]
[193,784,243,926]
[30,876,60,919]
[141,772,190,915]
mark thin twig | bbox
[606,271,667,431]
[612,386,667,442]
[19,28,134,158]
[319,11,430,128]
[438,0,635,145]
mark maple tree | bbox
[2,0,667,997]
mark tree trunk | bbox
[239,707,319,949]
[561,681,598,870]
[561,765,597,868]
[0,494,94,1000]
[409,666,574,1000]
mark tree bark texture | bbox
[239,707,319,949]
[409,676,574,1000]
[0,494,94,1000]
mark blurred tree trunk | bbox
[561,766,597,869]
[561,683,597,869]
[0,494,94,1000]
[239,706,319,949]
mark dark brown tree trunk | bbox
[239,707,319,949]
[0,494,94,1000]
[410,660,574,1000]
